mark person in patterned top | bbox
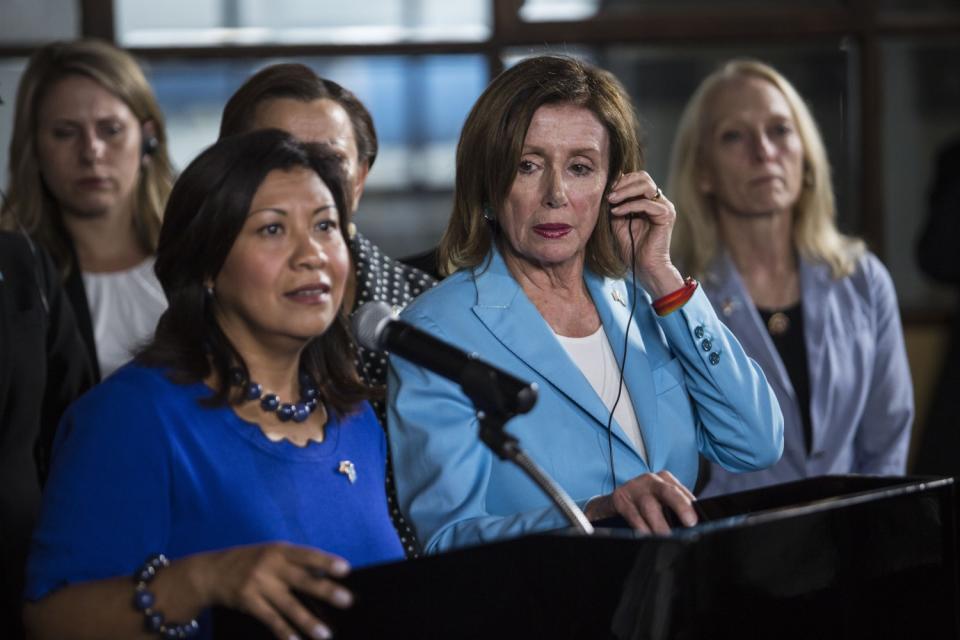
[219,63,435,558]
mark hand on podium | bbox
[583,470,698,534]
[192,542,354,640]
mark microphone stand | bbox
[460,361,595,536]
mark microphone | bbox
[352,301,538,416]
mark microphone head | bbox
[352,301,395,351]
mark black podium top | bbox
[215,475,958,640]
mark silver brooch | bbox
[338,460,357,484]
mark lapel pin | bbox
[611,289,626,307]
[720,298,737,317]
[338,460,357,484]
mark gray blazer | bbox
[699,250,913,497]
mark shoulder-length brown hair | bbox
[0,38,175,274]
[668,58,863,280]
[137,129,370,416]
[438,55,644,278]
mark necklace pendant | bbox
[721,297,737,317]
[767,311,790,336]
[338,460,357,484]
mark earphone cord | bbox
[604,220,641,493]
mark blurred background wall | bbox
[1,0,958,468]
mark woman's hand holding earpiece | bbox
[608,171,684,298]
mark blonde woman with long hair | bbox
[2,39,175,380]
[668,59,913,497]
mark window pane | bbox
[519,0,842,21]
[143,54,487,257]
[503,43,855,229]
[882,37,960,310]
[0,0,79,43]
[116,0,490,46]
[0,59,29,194]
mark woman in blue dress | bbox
[24,129,404,640]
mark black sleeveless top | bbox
[757,302,813,455]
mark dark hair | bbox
[219,63,377,169]
[136,128,370,416]
[438,55,644,278]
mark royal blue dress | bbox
[25,363,403,635]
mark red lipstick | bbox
[533,223,572,239]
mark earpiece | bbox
[141,134,159,157]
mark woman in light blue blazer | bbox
[668,59,913,498]
[388,56,784,554]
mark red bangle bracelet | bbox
[653,277,698,316]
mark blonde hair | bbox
[438,55,644,278]
[668,58,863,280]
[1,38,175,274]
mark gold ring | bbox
[652,187,663,201]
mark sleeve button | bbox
[709,352,721,365]
[694,326,704,339]
[701,339,712,352]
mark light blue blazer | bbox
[387,248,783,553]
[699,251,914,497]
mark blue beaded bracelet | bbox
[133,553,200,639]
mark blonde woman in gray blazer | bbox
[668,59,913,497]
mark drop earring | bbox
[482,205,495,222]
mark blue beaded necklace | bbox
[230,368,320,423]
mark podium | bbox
[214,475,958,639]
